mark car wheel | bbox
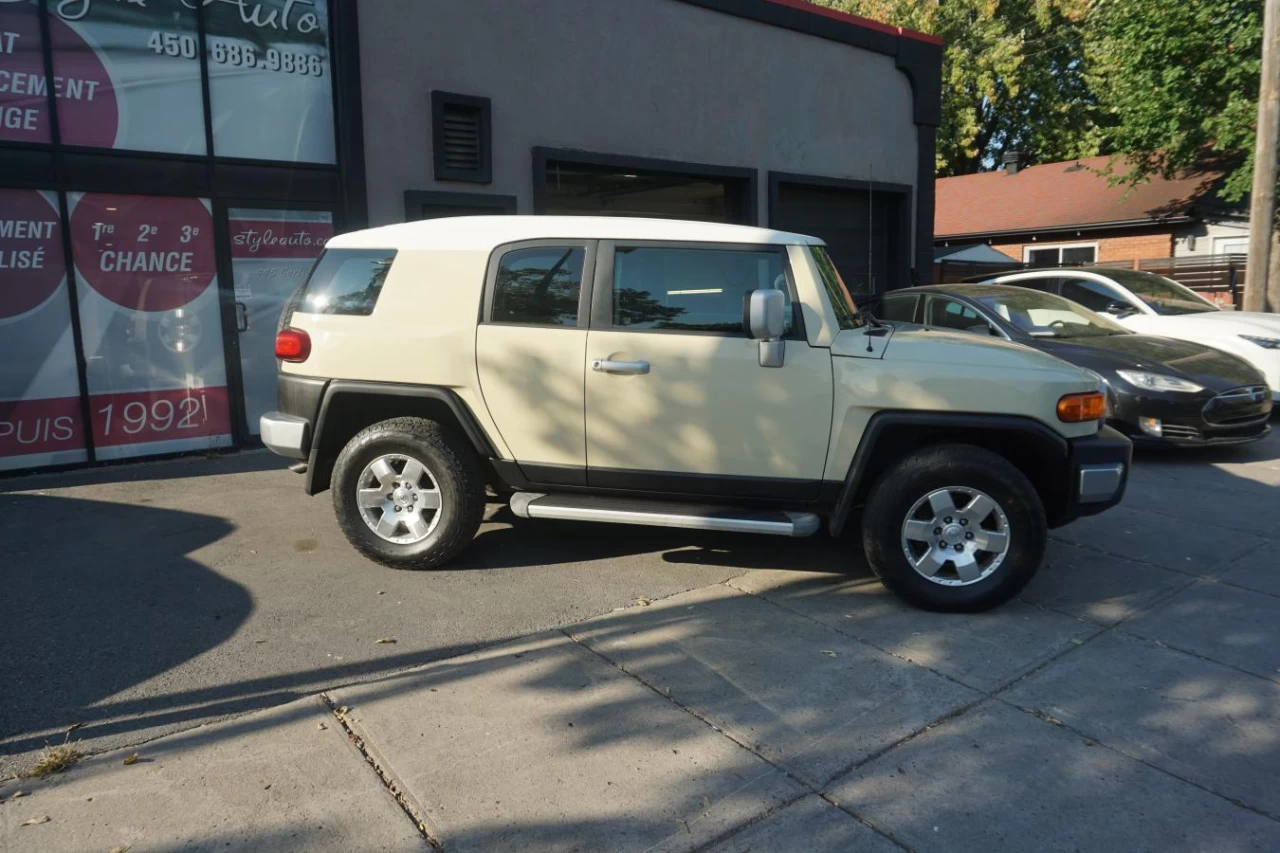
[861,444,1047,612]
[332,417,485,570]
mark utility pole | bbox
[1244,0,1279,312]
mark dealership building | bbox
[0,0,941,474]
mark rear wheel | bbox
[332,417,485,570]
[861,444,1046,612]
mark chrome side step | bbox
[509,493,820,537]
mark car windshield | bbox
[810,246,867,330]
[973,288,1130,339]
[1105,270,1219,315]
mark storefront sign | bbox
[0,186,89,470]
[0,0,334,160]
[69,191,232,459]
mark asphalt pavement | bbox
[2,429,1279,851]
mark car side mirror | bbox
[743,289,786,368]
[1104,300,1135,316]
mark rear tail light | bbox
[275,327,311,362]
[1057,391,1106,423]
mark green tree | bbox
[1086,0,1269,208]
[818,0,1102,176]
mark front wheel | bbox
[861,444,1047,612]
[332,417,485,570]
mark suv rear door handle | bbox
[592,358,650,375]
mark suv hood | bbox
[1031,334,1262,392]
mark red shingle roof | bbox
[935,156,1221,239]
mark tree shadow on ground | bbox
[0,494,247,765]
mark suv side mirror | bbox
[743,289,786,368]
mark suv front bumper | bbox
[260,411,310,460]
[1059,425,1132,525]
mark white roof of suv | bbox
[326,215,825,252]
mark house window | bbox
[432,92,492,183]
[1024,243,1098,267]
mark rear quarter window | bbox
[296,249,397,316]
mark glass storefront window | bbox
[0,187,89,470]
[206,0,335,163]
[68,192,231,459]
[228,207,333,433]
[46,0,206,153]
[0,0,51,144]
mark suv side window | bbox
[491,246,585,326]
[611,246,792,334]
[925,296,991,335]
[878,294,919,323]
[299,249,397,316]
[1061,278,1121,313]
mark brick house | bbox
[933,154,1251,269]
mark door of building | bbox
[223,206,336,437]
[771,179,909,294]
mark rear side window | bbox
[612,246,791,334]
[298,249,396,316]
[878,294,918,323]
[491,246,585,325]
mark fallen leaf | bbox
[375,638,397,645]
[263,784,272,790]
[635,597,651,606]
[377,590,386,595]
[820,650,839,658]
[254,640,267,644]
[110,846,132,853]
[122,754,138,766]
[21,815,51,826]
[11,790,26,798]
[316,722,328,731]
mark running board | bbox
[509,493,820,537]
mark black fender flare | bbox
[827,410,1072,537]
[305,380,500,495]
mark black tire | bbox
[332,417,485,570]
[861,444,1047,612]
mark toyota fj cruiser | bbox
[261,216,1131,611]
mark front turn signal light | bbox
[1057,391,1106,423]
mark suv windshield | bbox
[810,246,867,330]
[1105,270,1218,315]
[974,288,1129,339]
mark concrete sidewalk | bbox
[4,567,1279,852]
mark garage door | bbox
[772,181,908,295]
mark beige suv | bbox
[261,216,1130,611]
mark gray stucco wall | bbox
[356,0,918,232]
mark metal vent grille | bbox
[440,103,482,174]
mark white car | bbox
[971,269,1280,401]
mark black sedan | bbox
[875,285,1273,447]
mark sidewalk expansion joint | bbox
[559,627,911,853]
[320,692,441,850]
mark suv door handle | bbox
[592,358,650,375]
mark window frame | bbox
[876,293,921,324]
[1022,241,1099,267]
[590,240,807,340]
[923,294,1010,340]
[481,239,596,329]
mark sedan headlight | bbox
[1239,335,1280,350]
[1115,370,1205,393]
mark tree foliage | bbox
[1087,0,1267,204]
[819,0,1101,176]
